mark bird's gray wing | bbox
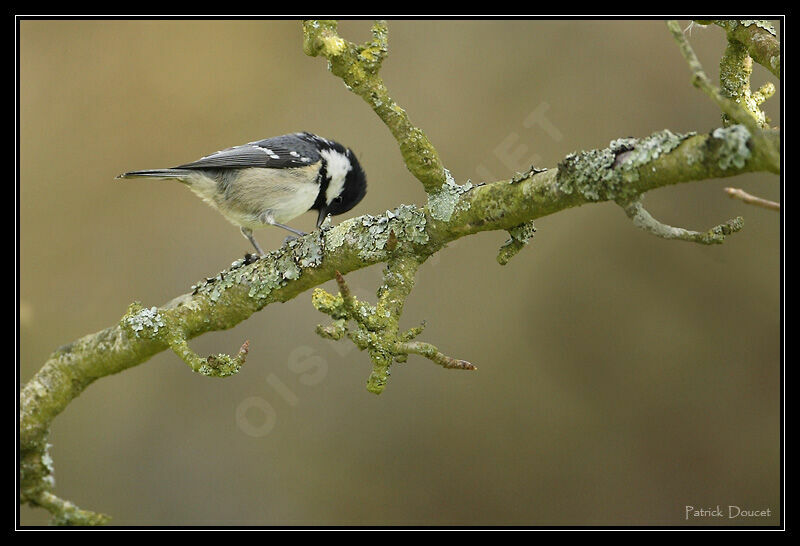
[175,134,322,170]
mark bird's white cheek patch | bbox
[321,149,352,204]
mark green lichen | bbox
[303,20,448,193]
[168,334,247,378]
[557,129,695,202]
[708,216,744,239]
[358,20,388,71]
[312,258,433,395]
[311,288,348,319]
[719,39,770,128]
[47,498,111,526]
[711,125,752,169]
[366,357,391,394]
[196,360,238,378]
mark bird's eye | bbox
[334,196,343,203]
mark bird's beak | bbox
[316,208,328,229]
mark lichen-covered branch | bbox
[397,341,476,371]
[122,302,249,377]
[719,39,773,128]
[695,19,780,78]
[497,221,537,265]
[618,195,743,244]
[667,20,779,173]
[692,19,778,129]
[302,20,448,193]
[313,265,474,394]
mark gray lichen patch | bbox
[189,204,428,306]
[324,217,357,252]
[121,303,166,339]
[509,220,537,243]
[427,170,473,221]
[613,130,695,180]
[497,221,536,266]
[309,206,431,263]
[511,165,547,184]
[737,20,777,35]
[352,205,428,261]
[710,125,752,169]
[557,129,694,202]
[192,231,327,303]
[288,231,326,269]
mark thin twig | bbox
[397,341,477,370]
[725,187,780,211]
[618,196,744,245]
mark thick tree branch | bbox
[21,124,777,437]
[19,124,779,525]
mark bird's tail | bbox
[116,169,189,180]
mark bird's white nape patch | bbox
[321,148,352,205]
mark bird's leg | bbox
[271,222,307,238]
[240,226,265,256]
[258,212,307,240]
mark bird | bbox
[117,132,367,255]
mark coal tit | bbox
[118,132,367,255]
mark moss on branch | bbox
[695,19,780,78]
[667,20,779,173]
[302,20,448,193]
[313,268,474,394]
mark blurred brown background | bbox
[19,19,781,526]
